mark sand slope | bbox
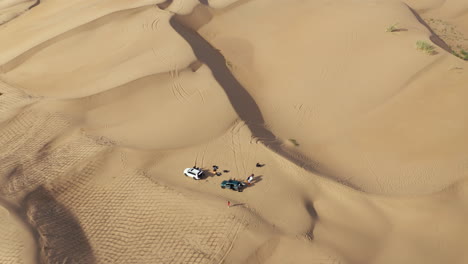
[1,0,468,263]
[195,0,468,194]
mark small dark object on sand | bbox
[216,172,222,176]
[223,170,230,173]
[256,163,265,167]
[213,165,219,171]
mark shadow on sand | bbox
[230,203,246,207]
[407,5,452,53]
[170,18,359,190]
[28,0,40,10]
[23,186,96,264]
[199,169,224,179]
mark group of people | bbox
[212,165,224,176]
[212,164,262,185]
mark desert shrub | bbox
[416,40,435,54]
[288,139,299,146]
[225,60,233,69]
[460,49,468,60]
[386,23,399,32]
[451,49,468,60]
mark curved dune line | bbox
[0,0,37,26]
[0,0,34,10]
[166,0,200,15]
[150,17,160,31]
[2,7,195,99]
[361,54,447,117]
[0,0,167,64]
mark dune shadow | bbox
[22,186,95,264]
[407,5,452,53]
[157,0,173,10]
[169,18,360,190]
[304,200,317,239]
[29,0,40,10]
[304,200,318,219]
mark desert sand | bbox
[1,0,468,263]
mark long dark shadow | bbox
[407,5,452,53]
[304,199,318,238]
[29,0,40,10]
[23,186,96,264]
[170,18,359,190]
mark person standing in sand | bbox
[227,201,231,208]
[247,174,254,184]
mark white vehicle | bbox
[184,167,204,180]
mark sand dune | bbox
[195,0,468,194]
[1,0,468,263]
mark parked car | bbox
[220,179,246,192]
[184,167,204,180]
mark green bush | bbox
[416,40,435,54]
[288,139,299,146]
[386,23,399,32]
[451,49,468,60]
[460,50,468,60]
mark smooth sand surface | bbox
[1,0,468,263]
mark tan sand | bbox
[1,0,468,263]
[0,0,36,26]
